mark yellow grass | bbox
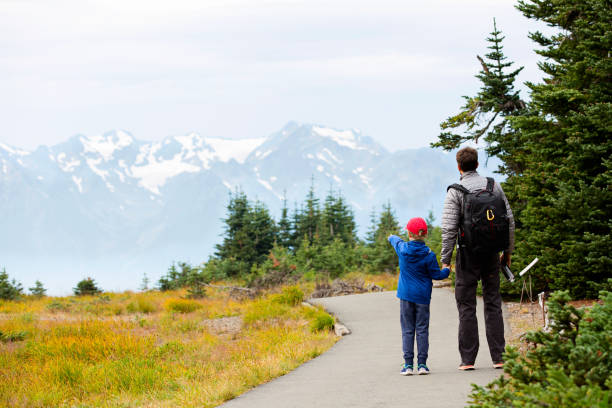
[0,286,337,407]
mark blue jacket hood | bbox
[403,240,431,261]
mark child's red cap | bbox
[406,217,428,236]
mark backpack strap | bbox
[447,183,470,194]
[486,177,495,192]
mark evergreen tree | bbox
[0,268,23,300]
[432,5,612,298]
[432,19,526,177]
[507,0,612,298]
[215,190,277,275]
[250,200,277,264]
[73,277,102,296]
[139,273,150,292]
[425,209,436,233]
[365,207,378,245]
[289,202,302,251]
[365,202,401,273]
[295,180,321,245]
[277,193,292,249]
[215,189,253,263]
[320,187,357,245]
[28,280,46,297]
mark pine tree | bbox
[289,202,302,251]
[73,277,102,296]
[28,280,46,297]
[507,0,612,298]
[365,202,401,273]
[320,187,357,245]
[215,190,277,275]
[365,207,378,245]
[277,193,292,249]
[297,180,321,245]
[0,268,23,300]
[250,200,277,265]
[139,273,150,292]
[432,19,526,177]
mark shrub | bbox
[0,268,23,300]
[47,300,71,313]
[0,330,27,342]
[73,278,102,296]
[164,299,202,314]
[309,310,334,333]
[272,286,304,306]
[469,287,612,407]
[126,297,157,314]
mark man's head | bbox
[406,217,428,241]
[456,147,479,173]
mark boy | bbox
[388,217,450,375]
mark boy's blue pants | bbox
[400,299,430,365]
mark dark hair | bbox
[456,147,478,171]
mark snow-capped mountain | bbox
[0,122,496,294]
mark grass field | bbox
[0,285,338,407]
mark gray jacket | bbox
[440,171,515,265]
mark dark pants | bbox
[400,300,430,366]
[455,248,505,364]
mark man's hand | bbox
[500,252,512,267]
[443,264,452,271]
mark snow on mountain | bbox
[312,126,366,150]
[80,130,134,161]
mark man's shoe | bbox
[493,361,504,369]
[400,364,414,376]
[458,363,475,371]
[417,364,430,375]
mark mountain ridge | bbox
[0,122,497,294]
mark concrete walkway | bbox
[222,288,506,408]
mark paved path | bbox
[222,288,508,408]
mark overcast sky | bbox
[1,0,546,152]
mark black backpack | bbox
[447,177,510,254]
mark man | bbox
[441,147,514,370]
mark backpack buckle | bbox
[487,209,495,221]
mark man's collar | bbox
[460,170,478,181]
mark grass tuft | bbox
[164,298,203,314]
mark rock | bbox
[334,323,351,336]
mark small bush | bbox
[272,286,304,306]
[165,299,202,314]
[469,288,612,407]
[309,310,334,333]
[0,330,27,342]
[47,301,71,313]
[126,297,157,314]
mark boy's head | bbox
[456,147,479,172]
[406,217,428,240]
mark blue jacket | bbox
[388,235,450,305]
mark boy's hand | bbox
[443,264,452,271]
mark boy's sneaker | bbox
[400,364,414,376]
[493,361,504,369]
[417,364,430,375]
[458,363,475,371]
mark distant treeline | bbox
[157,185,442,292]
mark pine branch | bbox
[477,55,490,74]
[473,111,500,143]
